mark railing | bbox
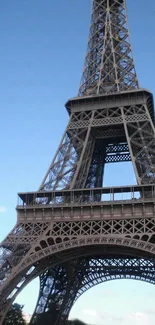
[17,184,155,207]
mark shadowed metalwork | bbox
[0,1,155,325]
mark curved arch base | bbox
[31,259,87,325]
[30,254,155,325]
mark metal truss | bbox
[1,190,155,321]
[30,259,87,325]
[78,0,139,96]
[0,1,155,325]
[29,255,155,324]
[40,90,155,190]
[1,211,155,324]
[75,256,155,300]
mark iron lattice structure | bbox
[0,0,155,325]
[78,0,139,96]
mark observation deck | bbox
[17,184,155,222]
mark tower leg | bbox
[30,259,86,325]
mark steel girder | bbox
[0,0,155,325]
[78,0,139,96]
[30,259,87,325]
[30,256,155,325]
[39,91,155,190]
[1,209,155,320]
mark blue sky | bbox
[0,0,155,324]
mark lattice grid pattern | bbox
[0,1,155,325]
[78,0,139,96]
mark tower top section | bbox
[78,0,139,97]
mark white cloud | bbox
[82,309,97,317]
[128,312,144,319]
[82,309,124,324]
[0,206,7,213]
[124,311,153,325]
[81,310,154,325]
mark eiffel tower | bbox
[1,0,155,324]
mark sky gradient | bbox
[0,0,155,324]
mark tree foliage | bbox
[68,320,87,325]
[33,312,87,325]
[3,303,26,325]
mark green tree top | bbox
[3,303,26,325]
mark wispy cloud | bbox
[145,307,155,316]
[82,309,97,317]
[82,309,124,324]
[0,206,7,213]
[125,311,153,325]
[80,309,154,325]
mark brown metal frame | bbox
[0,1,155,325]
[78,0,139,96]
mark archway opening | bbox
[69,280,155,325]
[15,277,39,322]
[12,247,155,324]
